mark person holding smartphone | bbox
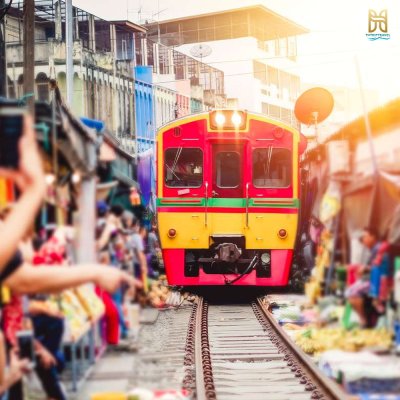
[0,114,141,398]
[0,114,46,280]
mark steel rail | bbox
[195,296,207,400]
[256,298,349,400]
[194,297,217,400]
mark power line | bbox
[0,0,12,20]
[189,44,400,67]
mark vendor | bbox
[345,227,389,327]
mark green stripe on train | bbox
[156,198,300,208]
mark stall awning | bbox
[80,117,105,133]
[35,99,97,178]
[111,167,139,189]
[99,142,117,162]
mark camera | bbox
[0,98,27,169]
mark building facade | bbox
[134,35,226,114]
[145,5,307,127]
[5,1,144,151]
[154,84,176,129]
[134,66,155,155]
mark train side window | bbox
[216,151,240,188]
[253,148,292,188]
[165,147,203,188]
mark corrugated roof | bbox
[154,5,308,33]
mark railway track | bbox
[186,297,347,400]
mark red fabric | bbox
[347,264,360,286]
[33,237,65,266]
[2,236,66,347]
[2,295,23,346]
[95,287,119,345]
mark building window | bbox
[253,148,292,188]
[165,147,203,188]
[253,61,267,83]
[7,77,16,99]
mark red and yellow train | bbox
[156,109,307,286]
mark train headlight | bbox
[278,229,288,239]
[209,110,247,130]
[168,228,177,238]
[231,112,242,126]
[215,112,226,125]
[261,253,271,265]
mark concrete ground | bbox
[73,350,136,400]
[26,308,160,400]
[75,308,160,399]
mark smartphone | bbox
[16,330,35,366]
[0,99,26,169]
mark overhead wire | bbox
[0,0,13,20]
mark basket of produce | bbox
[295,328,392,355]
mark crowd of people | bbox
[95,202,162,345]
[0,117,160,399]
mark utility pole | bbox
[23,0,35,114]
[355,56,378,175]
[65,0,73,105]
[0,0,7,97]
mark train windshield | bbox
[165,147,203,188]
[216,151,241,188]
[253,148,292,188]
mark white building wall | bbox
[354,128,400,177]
[177,37,300,115]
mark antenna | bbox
[190,44,212,64]
[294,87,334,142]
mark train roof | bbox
[156,110,300,139]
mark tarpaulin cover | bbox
[137,150,154,207]
[375,171,400,239]
[343,179,374,240]
[80,117,105,133]
[343,171,400,240]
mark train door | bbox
[211,144,244,198]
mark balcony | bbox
[6,39,135,78]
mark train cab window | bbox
[216,151,240,188]
[253,148,292,188]
[165,147,203,188]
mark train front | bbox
[156,110,305,286]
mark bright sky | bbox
[74,0,400,106]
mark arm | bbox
[28,300,63,318]
[4,263,137,295]
[34,340,56,369]
[137,250,148,273]
[135,249,148,293]
[96,223,114,252]
[0,117,45,274]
